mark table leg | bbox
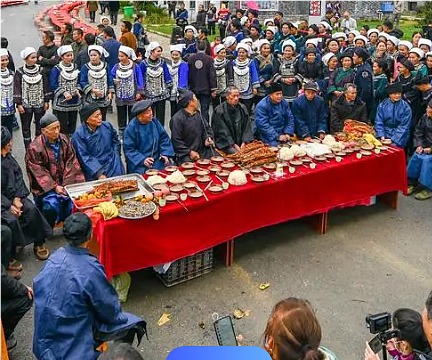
[377,191,399,209]
[219,239,235,267]
[307,212,328,235]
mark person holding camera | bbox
[263,298,338,360]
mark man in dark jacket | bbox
[353,47,373,114]
[196,4,206,27]
[108,1,120,26]
[330,83,369,133]
[60,23,73,46]
[1,261,33,351]
[37,30,59,77]
[187,40,217,123]
[102,26,121,70]
[75,33,95,71]
[71,28,87,57]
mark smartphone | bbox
[369,334,382,354]
[213,315,238,346]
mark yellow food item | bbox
[363,134,382,147]
[93,202,119,221]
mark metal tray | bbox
[65,173,155,210]
[118,201,157,220]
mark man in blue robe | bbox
[291,82,328,139]
[123,99,175,173]
[375,83,412,149]
[254,83,295,146]
[33,213,146,360]
[72,103,125,181]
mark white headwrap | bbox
[409,47,425,59]
[322,52,337,67]
[145,41,162,58]
[240,16,248,26]
[20,47,36,60]
[305,38,320,47]
[354,35,368,44]
[367,29,379,37]
[170,44,185,54]
[378,32,390,40]
[236,43,251,55]
[282,39,296,52]
[119,45,137,60]
[0,49,9,58]
[266,26,278,35]
[100,16,110,24]
[214,44,225,54]
[426,51,432,58]
[332,32,347,41]
[398,40,413,51]
[263,18,274,26]
[387,36,399,47]
[223,36,236,48]
[240,38,253,46]
[291,22,300,29]
[348,30,360,37]
[57,45,73,57]
[319,21,332,31]
[418,38,432,50]
[88,45,109,58]
[184,25,197,37]
[257,39,270,51]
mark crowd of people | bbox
[1,1,432,359]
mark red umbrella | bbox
[246,1,260,10]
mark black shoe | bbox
[7,333,17,351]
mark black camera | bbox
[366,312,392,334]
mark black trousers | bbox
[1,295,33,339]
[170,100,180,118]
[116,105,133,132]
[208,22,216,35]
[89,10,96,22]
[54,110,78,136]
[219,25,227,39]
[240,98,254,116]
[20,108,45,148]
[1,114,15,135]
[152,100,166,126]
[196,94,211,124]
[110,10,118,25]
[1,224,12,267]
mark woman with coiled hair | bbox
[263,298,338,360]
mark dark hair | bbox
[64,23,73,34]
[393,308,429,352]
[43,30,55,41]
[97,343,143,360]
[97,24,105,30]
[251,25,260,32]
[196,40,207,52]
[249,9,258,17]
[373,59,388,72]
[231,19,241,30]
[84,33,96,46]
[74,28,84,37]
[1,37,8,49]
[103,26,115,38]
[263,298,324,360]
[412,31,423,39]
[122,20,132,31]
[426,290,432,320]
[362,25,370,32]
[326,9,334,15]
[383,20,393,30]
[276,11,283,16]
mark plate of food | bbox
[197,175,211,183]
[352,146,361,151]
[221,162,235,169]
[145,169,159,176]
[165,194,179,202]
[325,153,335,159]
[290,160,303,166]
[169,185,184,193]
[263,163,276,170]
[182,169,196,177]
[361,144,374,151]
[209,165,221,173]
[379,145,389,151]
[208,185,223,194]
[211,156,224,163]
[153,183,169,191]
[301,157,312,163]
[314,156,327,161]
[197,158,211,166]
[360,150,372,156]
[118,200,157,220]
[251,175,267,183]
[381,139,392,145]
[334,151,346,156]
[344,148,354,154]
[181,162,195,169]
[250,167,263,174]
[189,191,203,199]
[196,169,210,176]
[165,165,178,173]
[184,181,197,189]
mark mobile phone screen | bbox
[214,316,238,346]
[369,335,382,354]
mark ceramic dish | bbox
[169,185,184,193]
[211,156,224,163]
[197,158,211,165]
[344,148,354,154]
[208,185,223,193]
[165,194,179,202]
[325,153,335,159]
[153,184,169,191]
[145,169,159,176]
[381,139,392,145]
[301,157,312,163]
[209,165,221,172]
[196,169,210,176]
[221,162,235,169]
[352,146,361,151]
[189,191,203,199]
[314,156,327,161]
[334,152,346,156]
[379,145,389,151]
[196,175,211,183]
[250,167,263,174]
[290,160,303,166]
[184,181,197,189]
[360,150,372,156]
[182,169,196,177]
[251,175,267,183]
[361,144,374,151]
[165,165,178,172]
[181,162,195,169]
[263,163,277,170]
[217,170,230,177]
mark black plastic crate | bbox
[157,248,213,287]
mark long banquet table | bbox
[91,147,407,279]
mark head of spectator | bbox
[40,113,61,143]
[236,44,250,61]
[280,22,290,36]
[386,82,403,103]
[399,59,414,76]
[398,40,413,57]
[1,126,12,154]
[375,40,387,56]
[325,9,334,21]
[180,2,185,10]
[268,83,283,105]
[196,40,207,53]
[322,53,338,70]
[387,36,399,53]
[178,90,198,112]
[184,26,196,41]
[1,48,9,69]
[57,45,74,64]
[368,29,379,45]
[248,9,258,20]
[377,24,384,32]
[73,28,84,43]
[372,59,387,76]
[20,47,37,66]
[101,16,110,26]
[308,24,318,36]
[343,83,357,102]
[304,82,318,101]
[98,343,144,360]
[84,33,96,47]
[1,37,8,49]
[103,26,115,39]
[132,99,153,124]
[354,35,368,49]
[80,103,102,129]
[340,51,353,70]
[63,213,92,247]
[419,38,432,53]
[353,47,369,65]
[264,18,274,27]
[343,11,351,20]
[250,25,260,39]
[42,30,55,46]
[305,47,317,64]
[214,43,226,59]
[96,24,105,36]
[62,23,73,36]
[383,20,393,34]
[147,41,163,60]
[414,76,432,92]
[121,20,132,35]
[426,52,432,71]
[118,45,137,64]
[282,40,296,59]
[231,19,242,33]
[226,86,240,107]
[263,298,323,360]
[198,27,209,40]
[170,44,184,63]
[411,31,423,48]
[275,11,283,22]
[326,39,339,54]
[408,48,424,66]
[360,24,370,36]
[235,8,244,19]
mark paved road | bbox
[2,3,432,360]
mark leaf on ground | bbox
[199,321,205,329]
[157,313,171,326]
[259,283,270,290]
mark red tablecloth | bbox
[94,148,407,278]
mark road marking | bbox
[9,12,15,17]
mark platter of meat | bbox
[181,162,195,169]
[118,200,157,220]
[208,185,224,194]
[197,169,210,176]
[361,144,374,151]
[250,167,263,174]
[182,169,196,177]
[197,175,211,183]
[290,160,303,166]
[224,141,278,168]
[145,169,159,176]
[93,179,139,194]
[211,156,225,163]
[209,165,221,172]
[263,163,276,170]
[221,162,235,169]
[189,191,203,199]
[360,150,372,156]
[251,175,268,183]
[165,194,179,202]
[314,156,327,161]
[165,165,178,172]
[169,185,184,193]
[381,139,392,145]
[197,159,211,166]
[184,181,197,189]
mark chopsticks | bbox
[195,184,209,202]
[215,175,224,184]
[149,139,156,169]
[176,199,188,212]
[204,180,213,191]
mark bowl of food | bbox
[250,167,263,174]
[196,175,211,183]
[263,163,276,170]
[181,162,195,169]
[189,191,203,199]
[208,185,223,194]
[182,169,196,177]
[169,184,184,193]
[165,193,179,202]
[196,169,210,176]
[217,170,230,177]
[211,156,224,163]
[197,158,211,166]
[165,165,178,173]
[145,169,159,176]
[221,162,235,169]
[209,165,221,173]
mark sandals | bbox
[415,189,432,201]
[34,245,50,260]
[407,185,417,196]
[8,259,23,271]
